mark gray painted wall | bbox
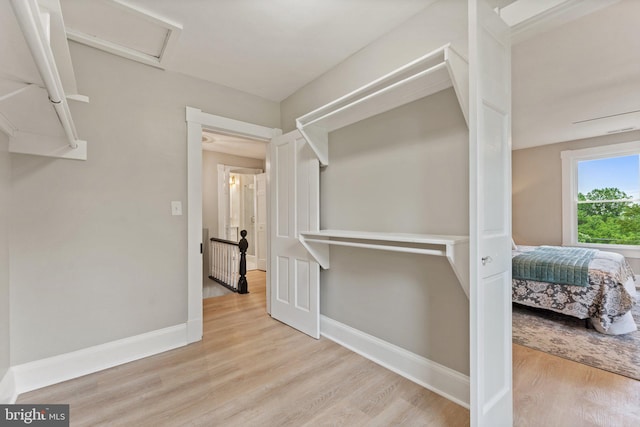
[320,90,470,374]
[9,42,279,365]
[280,0,470,375]
[512,130,640,272]
[0,134,10,378]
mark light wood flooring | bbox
[18,270,640,426]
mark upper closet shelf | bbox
[296,44,469,166]
[0,0,88,160]
[299,229,469,298]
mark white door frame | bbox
[185,106,280,343]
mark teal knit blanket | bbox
[512,246,598,287]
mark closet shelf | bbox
[299,230,469,298]
[296,44,468,166]
[1,0,88,160]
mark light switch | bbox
[171,201,182,216]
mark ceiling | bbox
[57,0,639,153]
[61,0,437,102]
[202,130,267,160]
[511,0,640,149]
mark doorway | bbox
[203,133,267,297]
[215,165,267,272]
[185,106,280,343]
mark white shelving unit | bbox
[294,43,470,298]
[296,44,468,166]
[283,5,512,419]
[299,230,469,298]
[0,0,88,160]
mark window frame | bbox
[561,140,640,258]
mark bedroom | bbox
[509,0,640,377]
[1,0,639,425]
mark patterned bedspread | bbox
[512,246,637,332]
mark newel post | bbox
[237,229,249,294]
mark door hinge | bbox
[200,243,203,254]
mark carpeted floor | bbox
[512,302,640,380]
[203,277,234,298]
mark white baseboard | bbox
[12,323,189,395]
[320,315,470,408]
[0,368,17,404]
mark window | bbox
[562,141,640,256]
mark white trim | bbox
[501,0,622,44]
[320,315,470,408]
[186,118,203,343]
[65,0,183,69]
[561,140,640,258]
[185,106,280,341]
[186,107,275,142]
[186,318,202,344]
[0,369,17,404]
[66,29,164,70]
[12,324,187,395]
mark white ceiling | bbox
[57,0,639,153]
[65,0,437,102]
[202,130,267,160]
[511,0,640,149]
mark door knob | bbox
[481,256,492,266]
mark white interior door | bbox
[256,173,267,271]
[269,130,320,338]
[469,0,512,426]
[217,165,231,240]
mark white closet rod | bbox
[11,0,79,149]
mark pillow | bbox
[511,238,518,250]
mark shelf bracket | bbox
[445,46,469,127]
[9,130,87,160]
[296,121,329,166]
[446,242,469,299]
[299,235,330,269]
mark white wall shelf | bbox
[296,44,468,166]
[0,0,87,160]
[299,230,469,298]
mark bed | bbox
[512,245,638,335]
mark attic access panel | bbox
[60,0,181,68]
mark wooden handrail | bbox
[210,236,239,246]
[208,230,249,294]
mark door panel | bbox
[256,173,267,271]
[295,259,311,311]
[217,165,230,239]
[270,130,320,338]
[469,0,512,426]
[276,256,290,302]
